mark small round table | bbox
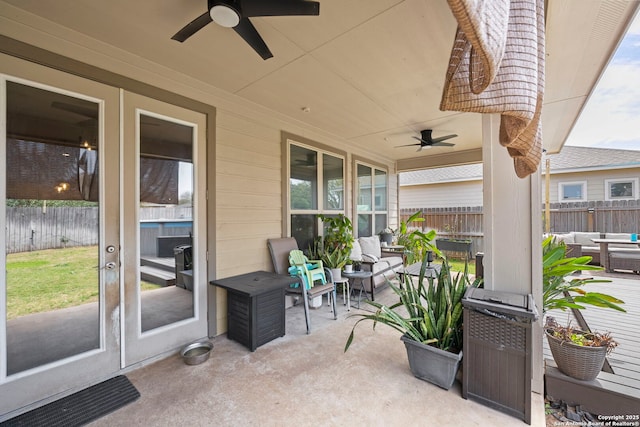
[341,270,373,309]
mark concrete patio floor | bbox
[93,284,545,426]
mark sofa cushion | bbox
[610,250,640,258]
[551,233,575,244]
[370,256,404,288]
[359,236,381,259]
[350,240,363,261]
[573,232,601,246]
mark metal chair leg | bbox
[302,289,311,334]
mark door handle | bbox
[105,261,117,270]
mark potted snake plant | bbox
[345,255,481,389]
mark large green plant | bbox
[318,214,354,269]
[395,211,440,264]
[345,258,481,353]
[542,236,625,313]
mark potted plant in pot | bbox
[542,235,625,380]
[344,256,481,389]
[344,259,354,273]
[318,214,354,280]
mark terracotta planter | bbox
[545,329,607,381]
[401,334,462,390]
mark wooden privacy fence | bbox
[6,205,192,254]
[400,200,640,256]
[548,200,640,233]
[6,206,99,253]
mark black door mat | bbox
[2,375,140,427]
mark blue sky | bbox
[565,13,640,151]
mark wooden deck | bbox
[543,272,640,414]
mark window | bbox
[558,181,586,202]
[605,178,638,201]
[356,162,388,238]
[288,141,344,249]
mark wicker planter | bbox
[545,329,607,381]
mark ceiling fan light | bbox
[210,5,240,27]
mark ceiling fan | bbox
[171,0,320,60]
[395,129,457,152]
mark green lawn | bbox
[440,257,476,275]
[6,246,159,319]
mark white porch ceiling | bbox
[1,0,638,171]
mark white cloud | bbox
[565,13,640,151]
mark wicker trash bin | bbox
[462,288,538,425]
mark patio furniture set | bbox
[549,231,640,273]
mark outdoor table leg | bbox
[599,242,611,272]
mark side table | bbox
[333,277,350,311]
[209,271,299,351]
[342,270,373,309]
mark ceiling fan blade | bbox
[233,18,273,59]
[172,11,213,42]
[241,0,320,17]
[432,142,456,147]
[432,134,458,143]
[395,143,421,148]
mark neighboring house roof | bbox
[400,146,640,186]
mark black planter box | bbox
[435,238,472,259]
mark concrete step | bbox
[140,256,175,273]
[140,265,175,287]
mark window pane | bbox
[375,214,388,235]
[374,169,387,210]
[290,145,317,210]
[323,154,343,210]
[610,182,633,198]
[139,114,194,332]
[357,164,372,212]
[358,214,372,237]
[291,214,317,252]
[562,184,582,200]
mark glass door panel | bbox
[139,113,194,332]
[4,82,102,375]
[1,55,120,416]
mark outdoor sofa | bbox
[350,236,404,300]
[549,231,640,273]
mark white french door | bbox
[0,56,209,418]
[121,91,208,366]
[1,54,121,416]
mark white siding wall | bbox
[400,168,640,211]
[400,180,483,208]
[547,168,640,203]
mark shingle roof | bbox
[399,146,640,186]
